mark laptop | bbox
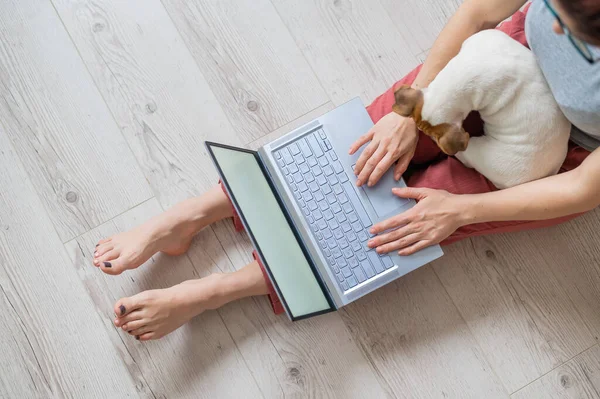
[206,97,443,321]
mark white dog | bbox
[392,29,571,189]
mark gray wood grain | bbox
[63,198,264,399]
[341,265,508,399]
[435,231,597,393]
[0,0,152,242]
[527,210,600,341]
[52,0,242,209]
[0,125,143,398]
[161,0,330,143]
[271,0,419,106]
[512,345,600,399]
[380,0,462,55]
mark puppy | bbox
[393,30,571,189]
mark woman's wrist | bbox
[452,193,480,227]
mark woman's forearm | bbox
[412,0,526,90]
[458,151,600,225]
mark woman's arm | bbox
[351,0,527,187]
[461,149,600,224]
[412,0,527,89]
[369,149,600,255]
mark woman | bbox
[93,0,600,341]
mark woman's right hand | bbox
[348,112,419,187]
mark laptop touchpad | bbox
[354,167,409,218]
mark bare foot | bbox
[112,261,269,341]
[113,275,226,340]
[93,219,193,275]
[93,186,233,275]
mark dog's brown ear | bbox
[436,124,470,156]
[392,85,423,118]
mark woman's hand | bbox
[367,187,468,255]
[349,112,419,187]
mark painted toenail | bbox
[119,304,126,315]
[103,261,112,268]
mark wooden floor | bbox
[1,0,600,397]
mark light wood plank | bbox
[161,0,330,143]
[512,345,600,399]
[0,125,144,398]
[0,0,152,242]
[520,210,600,342]
[63,199,264,399]
[380,0,461,55]
[252,298,390,398]
[52,0,241,209]
[435,231,597,393]
[271,0,419,106]
[342,265,508,398]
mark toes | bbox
[137,332,155,341]
[114,310,144,327]
[128,325,153,337]
[121,318,146,332]
[100,256,125,275]
[98,237,112,245]
[97,249,119,264]
[114,293,145,318]
[94,244,114,259]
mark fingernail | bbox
[114,319,119,326]
[119,304,126,315]
[368,240,375,247]
[94,251,98,257]
[356,180,361,186]
[135,335,140,340]
[103,261,112,268]
[370,228,375,233]
[122,325,127,330]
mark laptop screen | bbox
[207,144,332,319]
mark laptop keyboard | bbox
[274,129,394,292]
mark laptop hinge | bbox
[255,150,337,309]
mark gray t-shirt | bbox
[526,0,600,151]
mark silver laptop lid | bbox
[205,142,335,320]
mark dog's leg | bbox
[455,136,516,189]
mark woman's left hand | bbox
[367,187,467,255]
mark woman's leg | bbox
[93,185,235,274]
[113,260,268,341]
[92,184,271,340]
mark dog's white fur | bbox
[422,30,571,189]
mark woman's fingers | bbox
[371,212,411,234]
[375,232,422,254]
[398,240,431,256]
[368,224,414,247]
[367,152,395,187]
[357,144,386,186]
[393,154,412,180]
[353,141,378,178]
[348,130,375,155]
